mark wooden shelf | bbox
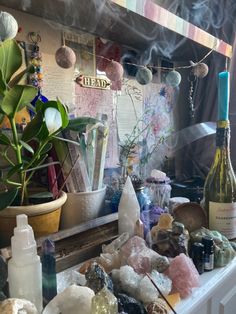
[0,0,232,61]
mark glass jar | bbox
[145,176,172,210]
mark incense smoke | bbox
[17,0,236,64]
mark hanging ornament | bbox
[165,70,181,87]
[136,66,153,85]
[55,31,76,69]
[188,73,196,119]
[191,62,209,78]
[0,11,18,42]
[28,32,43,89]
[105,60,124,81]
[55,45,76,69]
[96,38,121,72]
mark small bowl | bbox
[173,202,207,232]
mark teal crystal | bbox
[41,238,57,306]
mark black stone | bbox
[117,293,147,314]
[85,262,113,294]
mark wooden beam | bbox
[111,0,232,58]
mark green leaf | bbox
[25,160,59,173]
[36,121,49,141]
[67,117,100,134]
[0,70,7,95]
[0,188,18,210]
[21,111,44,142]
[35,99,44,112]
[7,164,22,178]
[0,40,22,83]
[8,65,34,88]
[0,132,11,145]
[1,85,37,118]
[54,135,81,147]
[20,140,34,154]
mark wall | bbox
[0,5,74,104]
[0,5,177,176]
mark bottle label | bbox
[209,202,236,239]
[204,254,214,271]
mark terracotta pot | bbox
[0,191,67,248]
[60,186,106,229]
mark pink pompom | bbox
[55,45,76,69]
[105,60,124,81]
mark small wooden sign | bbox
[75,75,110,90]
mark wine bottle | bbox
[203,75,236,240]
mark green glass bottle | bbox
[203,120,236,239]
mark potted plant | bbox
[0,39,69,247]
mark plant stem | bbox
[20,171,28,205]
[25,140,48,170]
[1,148,15,166]
[9,117,22,165]
[9,117,24,202]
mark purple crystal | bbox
[42,238,55,255]
[141,206,166,236]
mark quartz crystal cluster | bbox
[120,236,169,274]
[111,266,172,304]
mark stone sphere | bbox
[0,11,18,42]
[165,70,181,87]
[105,61,124,81]
[55,45,76,69]
[136,67,153,85]
[192,62,209,78]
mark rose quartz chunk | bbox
[120,236,165,274]
[167,253,200,298]
[120,236,147,264]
